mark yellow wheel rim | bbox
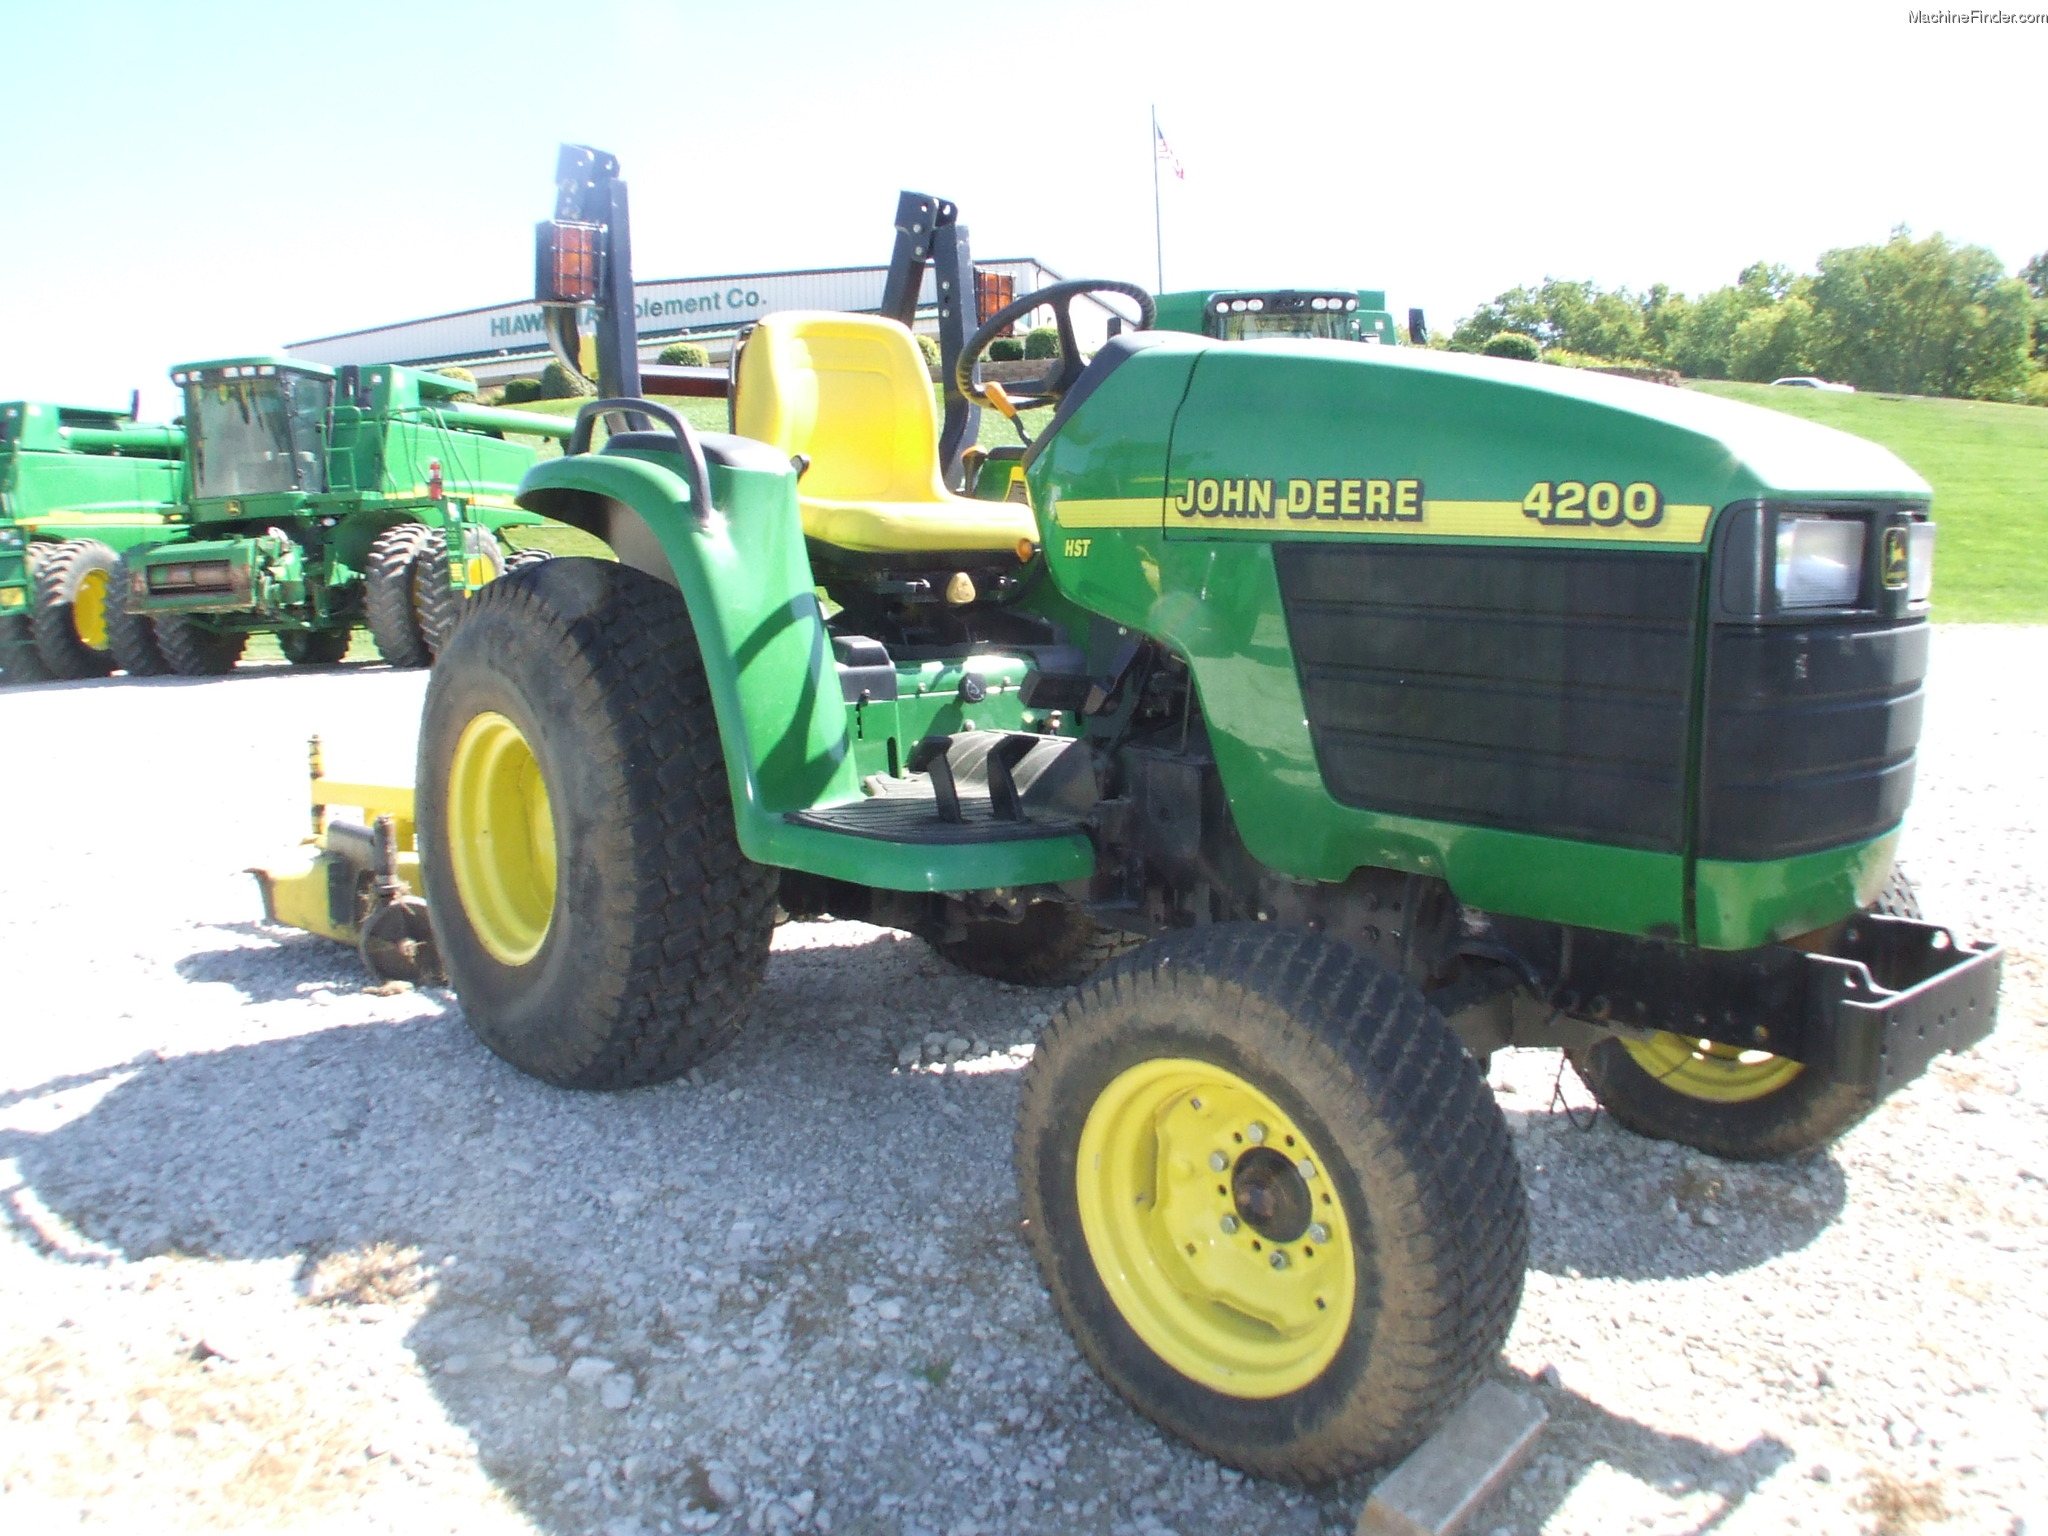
[73,568,110,652]
[1076,1058,1355,1399]
[1621,1032,1803,1103]
[445,711,557,965]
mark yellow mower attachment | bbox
[248,736,441,983]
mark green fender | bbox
[514,442,1094,892]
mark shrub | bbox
[2023,369,2048,408]
[988,336,1025,362]
[1481,332,1541,362]
[658,342,709,367]
[499,378,543,404]
[1023,326,1060,360]
[914,333,940,366]
[538,360,595,400]
[432,364,478,402]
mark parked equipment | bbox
[1152,288,1403,344]
[0,400,184,682]
[113,358,573,675]
[310,146,2000,1482]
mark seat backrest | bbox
[734,313,947,504]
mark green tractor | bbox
[0,399,185,683]
[111,358,573,676]
[411,147,2000,1481]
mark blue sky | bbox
[6,0,2041,415]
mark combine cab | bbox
[112,358,573,675]
[0,400,183,683]
[1152,287,1403,344]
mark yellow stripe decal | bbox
[22,511,170,526]
[1055,497,1162,529]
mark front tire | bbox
[106,552,171,676]
[364,523,431,668]
[30,538,120,680]
[1567,868,1921,1161]
[1016,924,1528,1482]
[416,558,777,1089]
[939,902,1140,986]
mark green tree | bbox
[2020,250,2048,298]
[1803,228,2032,399]
[1728,293,1816,382]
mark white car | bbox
[1770,376,1856,392]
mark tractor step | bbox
[785,796,1081,844]
[785,728,1095,845]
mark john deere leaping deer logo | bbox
[1882,526,1910,590]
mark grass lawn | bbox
[1689,382,2048,623]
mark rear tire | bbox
[939,902,1141,986]
[1016,924,1528,1482]
[106,551,171,676]
[30,538,119,680]
[154,615,247,676]
[417,557,777,1089]
[413,527,506,660]
[1568,867,1921,1161]
[281,628,352,666]
[365,522,431,668]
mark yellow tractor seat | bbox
[734,312,1036,556]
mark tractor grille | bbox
[1696,618,1924,860]
[1275,543,1701,851]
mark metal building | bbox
[286,259,1072,383]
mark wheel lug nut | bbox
[1269,1250,1290,1270]
[1219,1215,1240,1234]
[1245,1122,1267,1145]
[1208,1151,1228,1172]
[1308,1222,1330,1244]
[1296,1157,1316,1180]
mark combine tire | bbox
[939,902,1140,986]
[1016,924,1528,1482]
[105,552,170,676]
[281,628,353,666]
[0,614,50,684]
[417,557,777,1089]
[154,615,247,677]
[1568,868,1921,1161]
[365,522,431,668]
[29,538,120,680]
[504,546,553,575]
[412,527,506,660]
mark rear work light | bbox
[1775,515,1865,609]
[535,219,601,303]
[1908,521,1936,603]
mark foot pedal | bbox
[907,735,962,823]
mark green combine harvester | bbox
[1152,286,1407,345]
[0,400,184,682]
[284,147,2002,1482]
[108,358,573,675]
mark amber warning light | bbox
[535,219,601,303]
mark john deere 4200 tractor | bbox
[408,147,2000,1480]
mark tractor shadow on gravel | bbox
[1503,1103,1849,1282]
[1,921,1838,1534]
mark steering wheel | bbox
[954,279,1156,413]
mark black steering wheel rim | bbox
[954,279,1156,410]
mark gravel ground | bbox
[1,627,2043,1536]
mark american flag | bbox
[1154,121,1185,181]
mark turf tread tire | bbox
[939,902,1142,986]
[1016,923,1528,1483]
[1567,867,1922,1162]
[105,551,171,676]
[153,615,247,676]
[417,557,777,1090]
[30,538,119,680]
[365,523,431,668]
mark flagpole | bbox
[1151,105,1164,293]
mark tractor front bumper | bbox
[1804,915,2002,1098]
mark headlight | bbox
[1775,515,1865,608]
[1908,521,1936,603]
